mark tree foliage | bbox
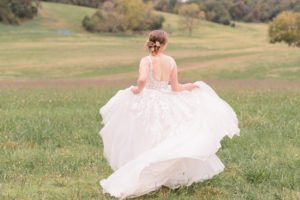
[153,0,178,13]
[268,11,300,47]
[178,3,205,36]
[229,1,247,21]
[41,0,105,8]
[0,0,39,24]
[191,0,300,23]
[203,1,232,25]
[82,0,164,33]
[151,0,300,25]
[40,0,300,26]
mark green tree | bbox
[203,1,231,25]
[82,0,164,33]
[178,3,205,36]
[116,0,148,32]
[268,11,300,46]
[0,0,39,24]
[154,0,178,13]
[229,1,246,20]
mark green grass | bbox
[0,1,299,199]
[0,87,299,199]
[179,49,300,81]
[0,2,300,81]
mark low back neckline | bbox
[147,55,174,83]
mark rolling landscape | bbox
[0,2,299,199]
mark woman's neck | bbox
[151,52,164,57]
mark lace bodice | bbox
[145,56,174,90]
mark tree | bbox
[116,0,150,32]
[268,11,300,46]
[154,0,178,13]
[229,1,246,20]
[82,0,164,33]
[178,3,205,36]
[203,1,231,25]
[0,0,39,25]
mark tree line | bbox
[1,0,300,48]
[3,0,299,26]
[154,0,300,25]
[40,0,300,26]
[40,0,105,8]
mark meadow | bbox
[0,2,299,200]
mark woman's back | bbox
[148,54,174,82]
[144,54,175,90]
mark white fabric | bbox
[98,59,240,199]
[146,55,174,72]
[147,56,153,71]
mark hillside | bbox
[0,2,299,81]
[1,2,299,200]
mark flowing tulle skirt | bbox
[99,81,240,199]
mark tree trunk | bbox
[188,27,192,37]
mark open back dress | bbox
[99,55,240,199]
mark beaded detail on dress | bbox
[145,56,173,90]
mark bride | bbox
[99,30,240,199]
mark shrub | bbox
[82,0,164,33]
[0,0,39,25]
[268,11,300,47]
[82,16,94,32]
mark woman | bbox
[99,30,240,199]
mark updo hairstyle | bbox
[145,30,168,55]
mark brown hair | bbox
[145,30,168,55]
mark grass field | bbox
[0,2,300,81]
[0,87,299,199]
[0,2,299,200]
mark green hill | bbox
[0,3,299,200]
[0,2,299,81]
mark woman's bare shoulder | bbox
[164,54,175,60]
[164,55,176,66]
[140,56,150,64]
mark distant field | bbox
[0,2,299,81]
[0,2,299,200]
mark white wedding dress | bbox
[99,55,240,199]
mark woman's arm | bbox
[170,59,200,92]
[131,57,150,94]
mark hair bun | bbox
[145,30,168,55]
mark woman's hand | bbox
[185,83,200,91]
[131,86,141,94]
